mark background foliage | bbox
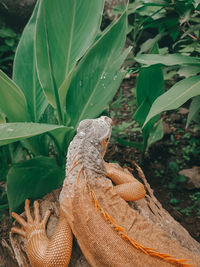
[0,0,129,215]
[110,0,200,222]
[112,0,200,151]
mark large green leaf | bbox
[66,12,130,128]
[13,1,47,122]
[7,156,64,213]
[135,54,200,66]
[0,70,29,122]
[0,123,68,146]
[136,65,165,111]
[144,75,200,126]
[58,66,76,124]
[134,43,164,150]
[35,0,104,114]
[134,65,164,150]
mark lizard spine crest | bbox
[90,188,193,267]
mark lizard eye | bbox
[103,136,109,144]
[101,137,109,147]
[105,137,109,142]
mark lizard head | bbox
[77,116,112,158]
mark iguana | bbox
[11,116,200,267]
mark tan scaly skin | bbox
[11,116,200,267]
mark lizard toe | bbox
[11,226,26,237]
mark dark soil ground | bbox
[106,76,200,243]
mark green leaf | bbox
[116,138,144,151]
[134,43,164,150]
[7,156,64,213]
[194,0,200,8]
[138,32,166,55]
[169,198,179,205]
[136,65,165,109]
[134,98,161,151]
[5,38,15,47]
[147,119,163,149]
[0,27,16,38]
[58,66,76,124]
[13,1,47,122]
[186,95,200,127]
[0,70,29,122]
[35,0,104,112]
[135,54,200,66]
[22,135,50,157]
[0,110,6,123]
[0,123,68,146]
[0,203,8,212]
[177,65,200,78]
[134,98,151,126]
[66,12,130,128]
[49,126,75,159]
[144,76,200,126]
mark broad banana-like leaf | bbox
[66,12,130,128]
[0,123,68,146]
[13,1,47,122]
[144,75,200,126]
[58,66,76,124]
[0,70,29,122]
[7,156,64,213]
[135,54,200,66]
[35,0,104,114]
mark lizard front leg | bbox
[11,199,73,267]
[105,162,146,201]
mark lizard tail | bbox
[91,190,194,267]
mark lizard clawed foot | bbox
[11,199,51,239]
